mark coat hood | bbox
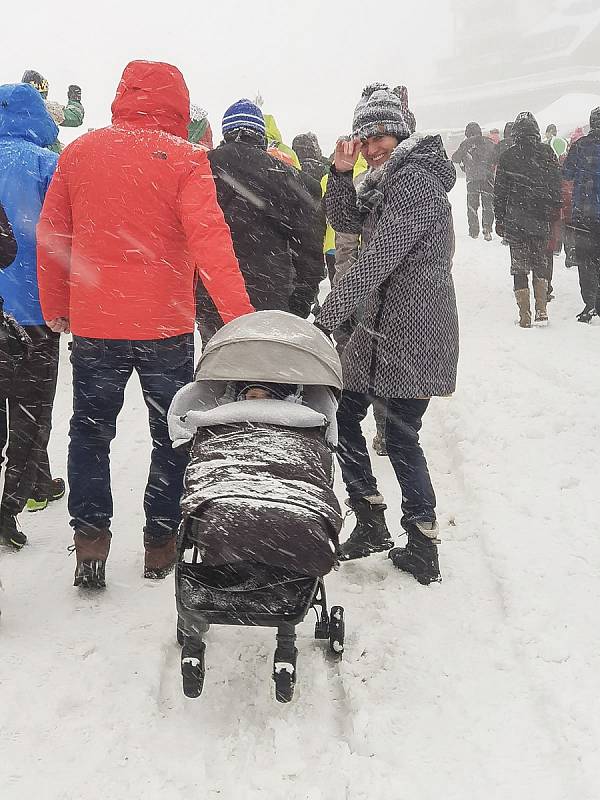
[465,122,482,138]
[292,132,322,161]
[111,61,190,139]
[0,83,58,147]
[264,113,282,144]
[512,111,540,140]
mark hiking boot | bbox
[483,231,493,241]
[0,513,27,549]
[577,305,597,323]
[372,433,388,456]
[144,532,177,579]
[388,521,441,585]
[338,496,394,561]
[533,277,549,324]
[26,477,66,512]
[469,232,479,239]
[514,288,532,328]
[72,526,111,589]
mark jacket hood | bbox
[465,122,482,138]
[111,61,190,139]
[0,83,58,146]
[264,114,282,144]
[292,132,322,161]
[590,107,600,131]
[512,111,540,140]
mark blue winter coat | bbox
[0,83,58,325]
[563,129,600,226]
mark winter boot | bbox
[483,230,493,241]
[577,305,597,323]
[0,513,27,549]
[533,277,549,324]
[144,532,177,579]
[72,526,111,589]
[514,288,532,328]
[26,477,66,512]
[388,521,441,585]
[338,495,394,561]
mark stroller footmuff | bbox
[168,311,345,703]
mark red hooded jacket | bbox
[37,61,253,339]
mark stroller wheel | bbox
[273,642,297,703]
[176,615,185,647]
[329,606,345,658]
[181,641,206,699]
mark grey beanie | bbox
[352,83,410,141]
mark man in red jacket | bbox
[37,61,253,589]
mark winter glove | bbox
[67,85,82,103]
[288,287,315,319]
[495,221,505,239]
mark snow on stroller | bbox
[168,311,345,703]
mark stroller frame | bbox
[176,534,345,703]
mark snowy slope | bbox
[1,179,599,800]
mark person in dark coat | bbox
[452,121,496,239]
[494,112,562,327]
[316,84,459,585]
[562,106,600,322]
[492,122,514,169]
[292,132,330,181]
[0,202,17,267]
[197,100,325,344]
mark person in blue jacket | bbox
[0,83,65,549]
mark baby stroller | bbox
[168,311,345,703]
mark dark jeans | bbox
[68,334,194,540]
[467,179,494,236]
[574,226,600,309]
[0,327,59,517]
[336,391,436,529]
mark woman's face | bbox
[360,134,399,169]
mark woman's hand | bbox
[334,137,362,173]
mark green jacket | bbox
[61,99,84,128]
[264,114,301,170]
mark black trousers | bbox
[0,327,59,517]
[574,226,600,309]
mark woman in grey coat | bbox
[316,84,459,584]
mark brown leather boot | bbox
[73,526,111,589]
[144,533,177,579]
[533,277,549,323]
[514,288,532,328]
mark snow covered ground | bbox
[1,179,599,800]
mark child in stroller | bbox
[168,311,345,702]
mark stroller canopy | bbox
[197,311,343,391]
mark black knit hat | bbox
[352,83,410,141]
[22,69,49,99]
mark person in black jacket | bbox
[494,112,561,327]
[292,132,330,181]
[452,122,496,239]
[0,202,17,268]
[491,122,514,170]
[196,99,324,344]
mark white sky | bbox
[1,0,452,153]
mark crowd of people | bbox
[0,60,598,596]
[451,112,600,327]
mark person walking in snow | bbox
[452,122,496,239]
[316,84,459,585]
[196,99,324,343]
[494,112,561,328]
[292,132,330,181]
[544,124,569,164]
[0,83,66,550]
[562,107,600,323]
[37,61,254,589]
[21,70,84,153]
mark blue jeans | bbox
[68,334,194,541]
[336,391,436,529]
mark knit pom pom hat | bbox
[222,98,265,137]
[352,83,410,141]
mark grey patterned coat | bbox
[317,134,459,398]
